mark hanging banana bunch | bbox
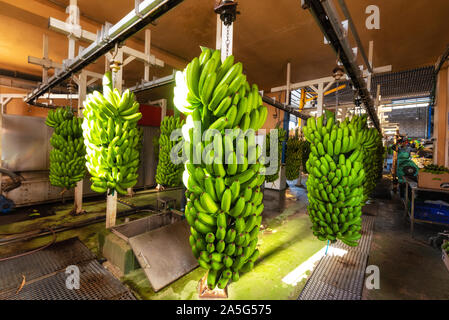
[46,106,86,190]
[263,127,286,183]
[302,111,365,247]
[352,114,384,200]
[82,72,142,195]
[285,131,304,180]
[155,116,185,187]
[299,138,311,174]
[174,47,267,290]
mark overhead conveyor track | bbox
[25,0,184,105]
[128,73,175,94]
[262,95,310,120]
[302,0,381,131]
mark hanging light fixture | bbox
[332,49,346,80]
[332,65,345,80]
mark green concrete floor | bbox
[121,182,326,300]
[362,178,449,300]
[0,188,183,258]
[0,182,326,300]
[3,176,447,300]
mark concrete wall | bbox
[385,106,427,139]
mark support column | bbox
[74,71,86,214]
[316,82,324,116]
[144,29,151,82]
[112,49,124,92]
[216,15,222,51]
[282,63,291,164]
[106,191,117,228]
[434,66,449,166]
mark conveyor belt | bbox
[298,215,375,300]
[0,237,135,300]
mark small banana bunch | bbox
[302,112,365,247]
[285,132,304,181]
[299,139,311,174]
[423,164,449,174]
[82,72,142,195]
[352,114,384,200]
[263,127,286,183]
[155,116,185,187]
[174,47,267,290]
[46,107,86,190]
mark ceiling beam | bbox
[1,0,188,70]
[25,0,184,104]
[302,0,381,131]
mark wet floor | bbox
[121,180,327,300]
[362,178,449,300]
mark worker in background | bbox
[391,135,411,154]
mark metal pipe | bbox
[25,0,184,104]
[262,95,310,120]
[128,73,175,93]
[336,0,373,73]
[0,205,158,247]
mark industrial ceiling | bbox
[1,0,449,92]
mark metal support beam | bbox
[26,0,184,104]
[128,73,175,93]
[28,34,62,85]
[262,96,310,120]
[302,0,381,131]
[270,65,391,93]
[336,0,373,74]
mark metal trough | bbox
[110,210,198,292]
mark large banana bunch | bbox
[352,114,384,200]
[82,72,142,195]
[302,112,365,247]
[46,107,86,189]
[263,127,286,183]
[155,116,185,187]
[175,47,267,290]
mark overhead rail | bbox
[430,42,449,108]
[336,0,373,74]
[302,0,381,131]
[262,95,310,120]
[128,73,175,93]
[25,0,184,105]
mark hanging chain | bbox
[67,76,76,114]
[225,24,231,58]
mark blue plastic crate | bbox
[414,202,449,224]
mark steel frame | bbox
[25,0,183,104]
[301,0,381,131]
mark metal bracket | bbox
[214,0,239,26]
[135,0,144,18]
